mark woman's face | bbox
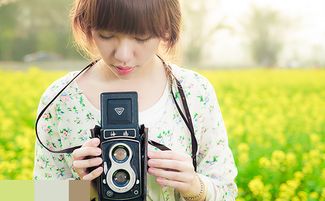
[91,30,162,79]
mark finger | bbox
[82,166,103,180]
[72,147,102,160]
[148,159,192,172]
[72,166,87,179]
[148,167,193,183]
[73,157,103,169]
[82,138,100,148]
[148,151,191,162]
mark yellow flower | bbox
[310,192,319,199]
[248,176,265,196]
[287,180,300,189]
[238,143,249,153]
[285,152,297,167]
[320,188,325,200]
[310,133,319,142]
[294,171,304,180]
[239,153,249,165]
[248,176,271,200]
[298,191,307,201]
[302,163,313,174]
[272,150,286,161]
[292,196,300,201]
[259,157,271,169]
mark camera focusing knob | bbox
[106,190,114,198]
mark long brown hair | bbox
[70,0,182,59]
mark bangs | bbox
[87,0,168,38]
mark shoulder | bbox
[169,63,213,94]
[37,71,79,113]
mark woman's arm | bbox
[196,78,238,201]
[33,93,72,180]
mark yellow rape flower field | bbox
[0,67,324,201]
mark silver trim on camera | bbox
[106,142,139,193]
[103,128,136,139]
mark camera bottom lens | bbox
[112,169,130,187]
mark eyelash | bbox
[98,34,150,43]
[98,35,114,40]
[136,38,149,43]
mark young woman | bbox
[33,0,238,200]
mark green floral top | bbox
[33,63,238,201]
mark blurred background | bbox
[1,0,325,68]
[0,0,324,201]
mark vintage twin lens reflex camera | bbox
[92,92,148,201]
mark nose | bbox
[114,38,134,65]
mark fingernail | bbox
[96,148,102,155]
[93,138,100,145]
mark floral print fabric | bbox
[33,63,238,201]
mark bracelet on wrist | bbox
[182,175,207,201]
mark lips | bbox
[116,66,133,70]
[114,65,135,75]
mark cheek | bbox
[91,34,114,57]
[137,41,160,59]
[94,41,114,57]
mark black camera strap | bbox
[170,80,197,171]
[156,55,198,171]
[35,57,198,170]
[35,60,97,154]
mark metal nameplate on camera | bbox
[103,128,136,139]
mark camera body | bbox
[91,92,147,201]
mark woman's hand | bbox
[147,150,202,196]
[71,138,103,180]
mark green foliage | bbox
[0,2,19,60]
[181,1,231,67]
[0,0,80,61]
[244,6,288,67]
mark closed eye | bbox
[135,36,152,43]
[98,34,114,40]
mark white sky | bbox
[201,0,325,67]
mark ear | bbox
[163,32,170,40]
[159,32,170,46]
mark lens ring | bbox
[112,145,129,163]
[112,169,130,187]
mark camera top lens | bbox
[112,145,129,163]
